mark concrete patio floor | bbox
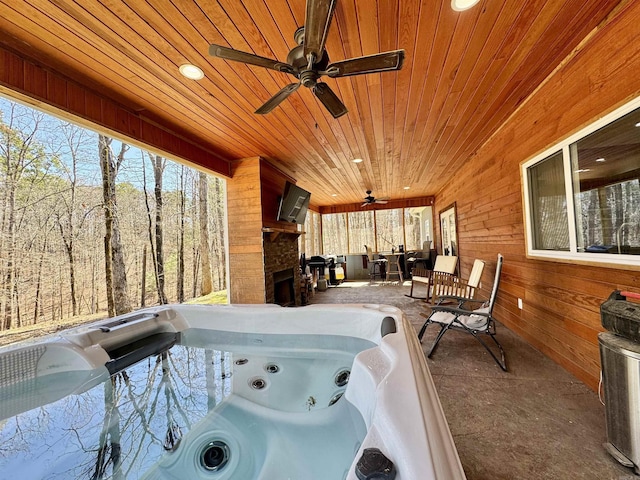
[308,280,631,480]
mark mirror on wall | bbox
[439,203,458,257]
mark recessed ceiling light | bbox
[331,193,337,197]
[352,158,363,163]
[451,0,481,11]
[403,186,410,190]
[179,64,204,80]
[575,168,591,173]
[595,158,606,162]
[635,122,640,127]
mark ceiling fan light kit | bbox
[362,190,389,207]
[208,0,404,118]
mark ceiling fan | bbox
[208,0,405,118]
[362,190,389,207]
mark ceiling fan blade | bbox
[304,0,337,62]
[313,82,348,118]
[375,199,389,204]
[209,44,296,75]
[255,83,301,114]
[325,50,405,78]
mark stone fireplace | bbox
[227,156,305,305]
[264,233,301,306]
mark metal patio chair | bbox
[418,254,506,371]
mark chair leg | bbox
[420,318,507,371]
[472,331,507,371]
[425,324,449,358]
[405,280,427,299]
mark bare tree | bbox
[199,171,213,295]
[55,123,99,316]
[152,154,168,304]
[99,135,131,316]
[176,166,185,303]
[0,105,48,329]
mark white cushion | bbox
[430,307,490,331]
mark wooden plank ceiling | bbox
[0,0,623,206]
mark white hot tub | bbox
[0,304,465,480]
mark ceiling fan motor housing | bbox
[286,44,330,74]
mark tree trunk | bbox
[141,244,147,307]
[99,135,131,316]
[176,166,185,303]
[199,172,213,295]
[152,155,168,304]
[3,179,16,330]
[33,239,46,324]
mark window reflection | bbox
[571,107,640,255]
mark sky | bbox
[0,95,219,192]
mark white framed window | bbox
[522,97,640,268]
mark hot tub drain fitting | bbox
[200,440,230,472]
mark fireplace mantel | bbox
[262,227,304,242]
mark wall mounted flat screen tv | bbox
[277,181,311,224]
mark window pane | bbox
[404,207,433,251]
[528,151,570,250]
[322,213,347,254]
[301,210,321,256]
[571,107,640,255]
[347,211,375,253]
[375,209,403,252]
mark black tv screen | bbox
[277,181,311,224]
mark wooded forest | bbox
[0,98,227,331]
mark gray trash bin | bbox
[599,290,640,473]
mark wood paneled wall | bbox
[227,157,302,304]
[227,157,266,304]
[434,1,640,391]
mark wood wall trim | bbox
[0,47,231,178]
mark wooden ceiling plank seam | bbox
[424,0,521,181]
[327,6,376,197]
[36,0,262,155]
[430,0,620,186]
[330,77,376,198]
[332,0,380,193]
[246,0,298,60]
[392,0,420,190]
[407,7,461,172]
[354,0,387,195]
[411,4,485,180]
[403,2,454,178]
[413,0,543,183]
[158,0,293,123]
[378,0,400,193]
[0,6,253,161]
[427,0,575,173]
[96,0,283,156]
[397,2,442,183]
